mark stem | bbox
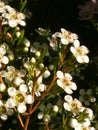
[45,122,50,130]
[18,114,24,128]
[24,104,33,130]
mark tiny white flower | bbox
[57,71,77,94]
[70,42,89,63]
[54,28,78,45]
[64,95,84,114]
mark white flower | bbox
[7,87,34,113]
[56,71,77,94]
[0,100,13,121]
[0,66,16,81]
[34,76,47,97]
[63,95,84,114]
[9,12,26,27]
[70,40,89,63]
[54,28,78,45]
[70,117,95,130]
[48,37,58,50]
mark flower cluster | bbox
[0,1,97,130]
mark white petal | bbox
[26,95,34,104]
[19,84,27,93]
[65,88,73,94]
[17,104,27,113]
[8,87,16,96]
[9,20,17,27]
[64,73,72,80]
[1,114,8,121]
[70,118,78,128]
[1,56,9,64]
[6,98,16,108]
[19,20,26,26]
[57,80,63,88]
[73,40,80,47]
[61,38,68,45]
[64,95,73,102]
[76,56,84,63]
[56,71,64,79]
[70,46,76,54]
[63,102,71,111]
[83,55,89,63]
[71,82,77,90]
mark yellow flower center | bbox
[15,93,25,103]
[0,106,6,114]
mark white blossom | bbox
[70,40,89,63]
[57,71,77,94]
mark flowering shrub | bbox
[0,0,98,130]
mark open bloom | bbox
[56,71,77,94]
[70,40,89,63]
[53,28,78,45]
[6,86,34,113]
[63,95,84,114]
[71,119,96,130]
[0,2,26,27]
[0,100,14,121]
[33,76,47,97]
